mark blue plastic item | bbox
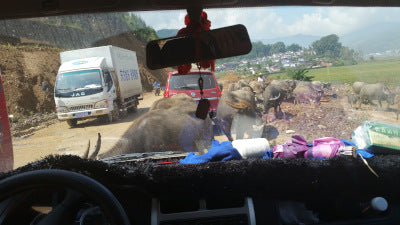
[180,140,242,164]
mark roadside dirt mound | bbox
[0,45,61,118]
[219,72,241,83]
[1,32,170,119]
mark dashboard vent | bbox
[151,197,256,225]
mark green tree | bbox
[133,27,159,42]
[339,46,357,65]
[287,68,313,81]
[286,43,302,52]
[271,42,286,54]
[312,34,342,58]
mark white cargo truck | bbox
[54,45,143,127]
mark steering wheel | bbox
[0,169,131,225]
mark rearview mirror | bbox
[146,24,252,70]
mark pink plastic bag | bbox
[273,135,309,158]
[305,137,344,159]
[273,136,345,159]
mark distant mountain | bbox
[257,23,400,55]
[340,22,400,54]
[259,34,320,48]
[156,29,179,38]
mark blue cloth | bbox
[180,140,242,164]
[339,139,374,158]
[263,150,273,159]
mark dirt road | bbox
[12,92,162,169]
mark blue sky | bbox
[135,7,400,40]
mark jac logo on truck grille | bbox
[72,61,88,65]
[71,92,86,97]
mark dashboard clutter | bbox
[180,136,377,164]
[352,121,400,154]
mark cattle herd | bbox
[350,81,397,110]
[95,78,400,157]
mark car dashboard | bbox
[1,154,400,225]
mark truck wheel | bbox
[127,106,136,113]
[67,119,77,127]
[111,102,120,121]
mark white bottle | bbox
[232,138,270,159]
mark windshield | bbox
[0,7,399,172]
[55,69,103,97]
[169,73,216,90]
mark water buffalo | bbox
[395,94,400,120]
[293,82,323,105]
[352,81,367,94]
[215,88,262,141]
[357,83,395,109]
[99,94,212,158]
[249,81,268,103]
[347,94,360,108]
[312,81,331,90]
[228,79,252,93]
[150,93,195,111]
[263,79,296,114]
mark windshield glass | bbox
[55,69,103,97]
[169,73,216,90]
[0,7,399,172]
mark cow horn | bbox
[225,97,251,109]
[89,133,102,159]
[269,92,281,101]
[82,133,101,159]
[82,140,90,159]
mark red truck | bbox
[0,72,13,172]
[164,70,222,118]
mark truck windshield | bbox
[169,73,216,91]
[55,69,103,97]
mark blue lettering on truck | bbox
[119,69,139,81]
[72,61,88,65]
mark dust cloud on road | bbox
[12,92,162,169]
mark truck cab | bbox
[55,57,117,127]
[54,46,143,127]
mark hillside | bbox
[257,23,400,55]
[341,22,400,54]
[0,13,171,118]
[259,34,320,48]
[156,29,179,38]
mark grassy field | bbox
[217,59,400,87]
[306,60,400,86]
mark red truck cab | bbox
[164,70,221,117]
[0,73,14,172]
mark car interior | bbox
[0,0,400,225]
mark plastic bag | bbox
[352,121,400,154]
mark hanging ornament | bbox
[176,12,215,75]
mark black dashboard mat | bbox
[1,154,400,201]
